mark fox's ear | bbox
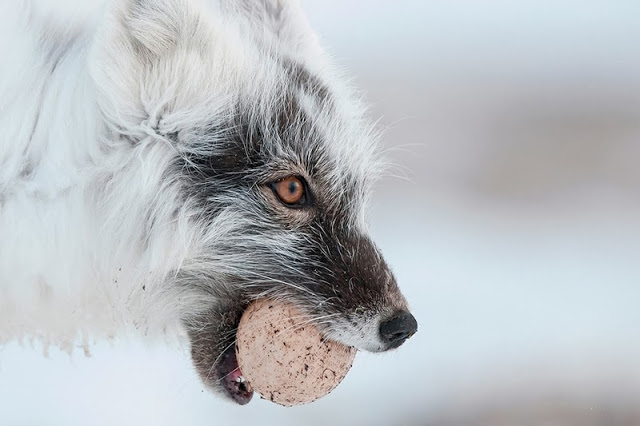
[99,0,208,60]
[90,0,213,134]
[222,0,326,68]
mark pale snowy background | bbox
[2,0,640,424]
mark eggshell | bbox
[236,299,357,406]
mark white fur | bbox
[0,0,390,356]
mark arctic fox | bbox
[0,0,416,404]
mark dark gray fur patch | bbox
[19,161,34,180]
[282,58,332,106]
[176,85,322,216]
[178,117,264,210]
[302,223,406,315]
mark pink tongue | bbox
[228,367,244,382]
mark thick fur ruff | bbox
[1,0,413,402]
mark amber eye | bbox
[271,176,307,206]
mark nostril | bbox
[379,310,418,348]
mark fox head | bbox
[91,0,417,404]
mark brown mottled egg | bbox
[236,299,357,406]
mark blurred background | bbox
[2,0,640,424]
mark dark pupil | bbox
[288,181,298,194]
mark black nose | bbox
[379,310,418,349]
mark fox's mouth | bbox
[217,344,253,404]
